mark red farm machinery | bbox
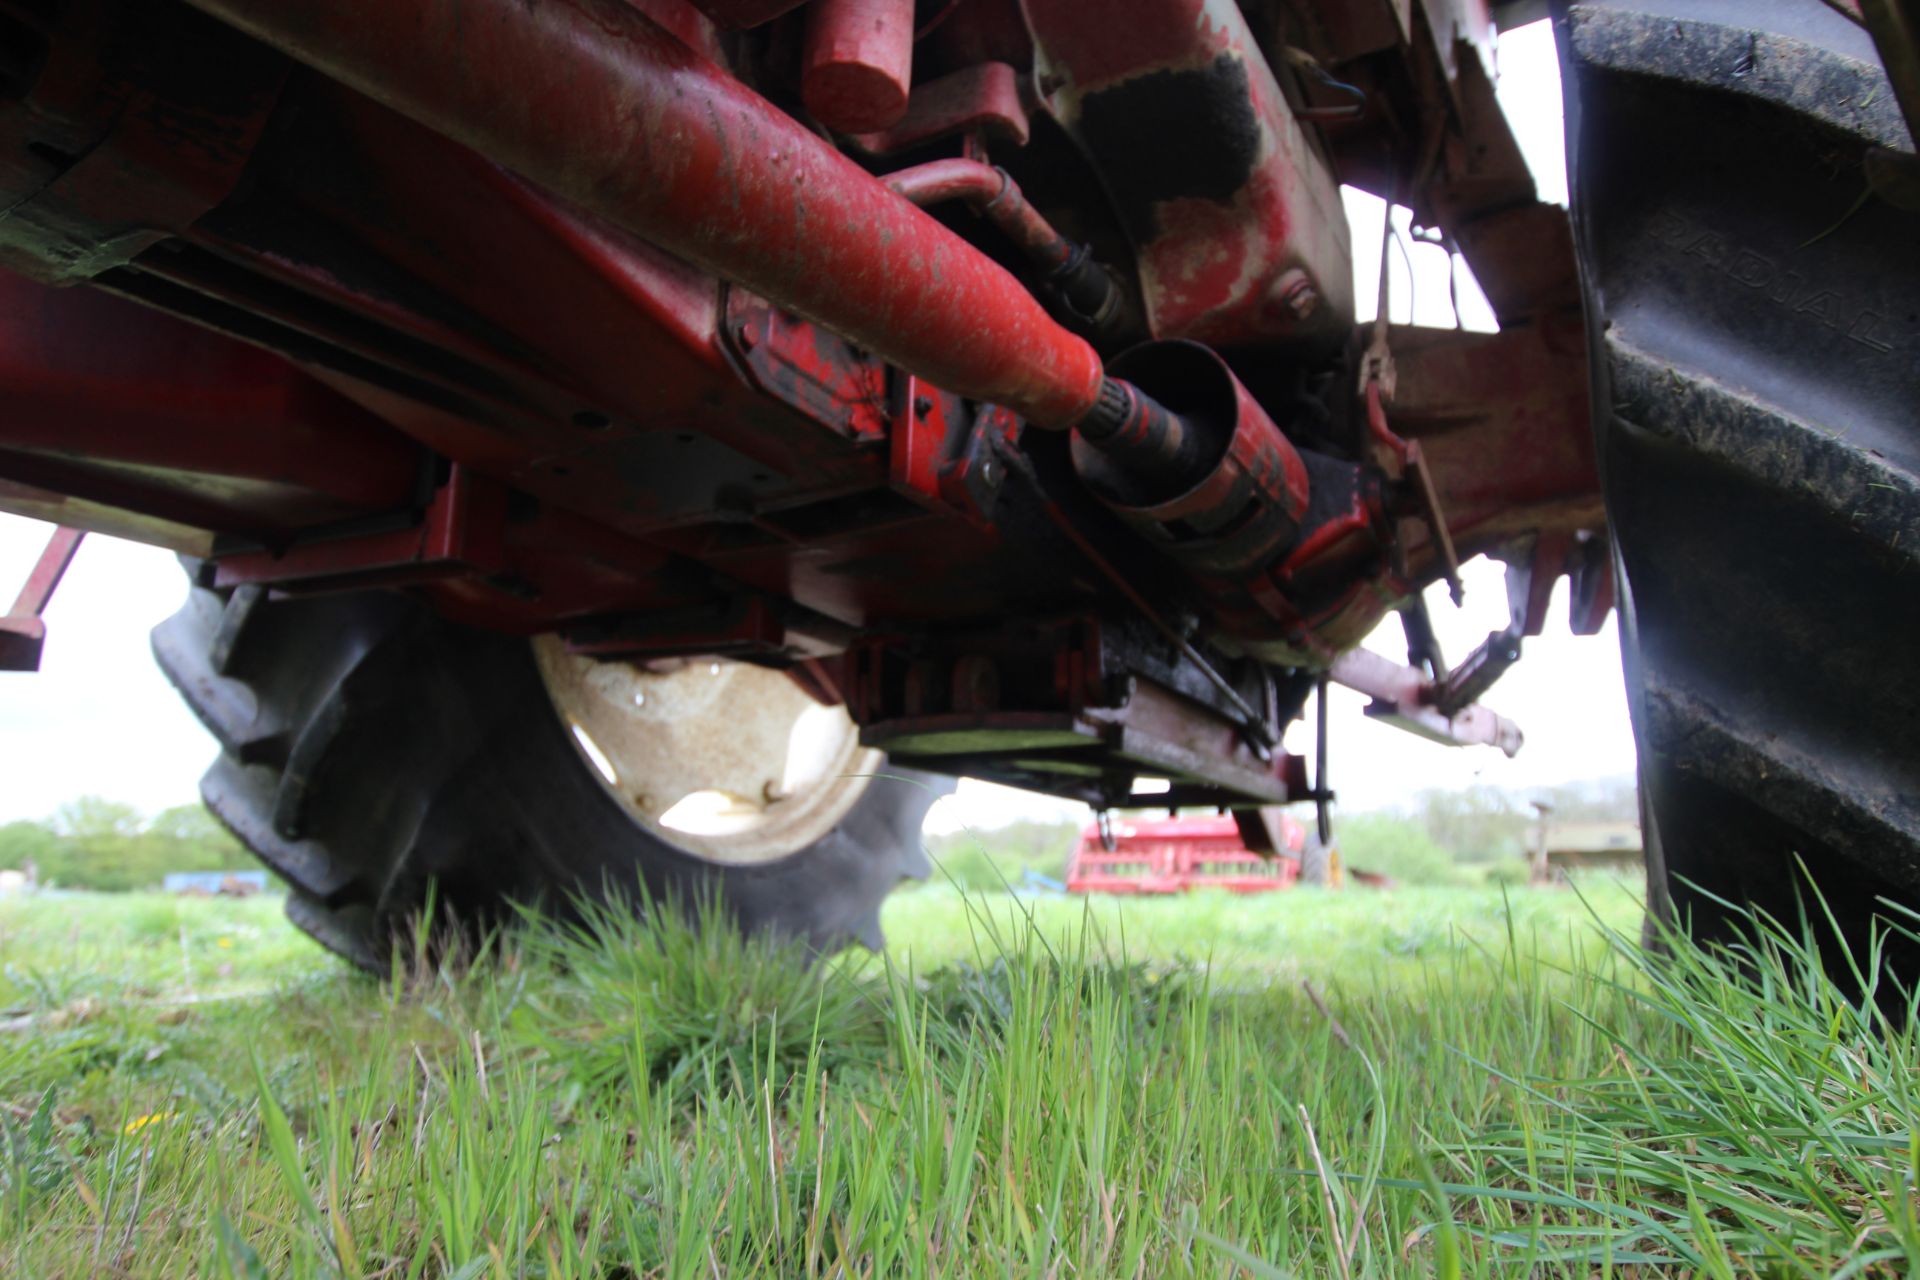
[0,0,1914,973]
[1064,811,1391,894]
[1067,813,1306,896]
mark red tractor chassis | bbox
[0,0,1604,811]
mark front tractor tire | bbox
[152,568,943,969]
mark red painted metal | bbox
[0,0,1611,808]
[1240,322,1602,661]
[626,0,727,60]
[803,0,917,134]
[167,83,894,525]
[213,466,506,593]
[9,58,1035,632]
[0,526,84,673]
[7,527,85,616]
[1388,322,1602,563]
[1073,342,1312,580]
[426,506,696,636]
[1065,813,1305,895]
[1022,0,1354,345]
[562,596,792,660]
[886,156,1127,342]
[0,270,422,532]
[725,295,892,443]
[0,2,286,286]
[844,610,1309,808]
[850,62,1030,154]
[887,376,988,524]
[1515,533,1572,640]
[179,0,1105,428]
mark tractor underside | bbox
[1,0,1607,814]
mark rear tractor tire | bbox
[1563,0,1920,981]
[152,567,944,969]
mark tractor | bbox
[0,0,1913,975]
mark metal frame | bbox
[0,0,1606,809]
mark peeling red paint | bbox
[1027,0,1352,345]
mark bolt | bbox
[1267,269,1319,323]
[735,321,758,350]
[914,396,934,418]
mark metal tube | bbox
[180,0,1104,428]
[1327,647,1524,756]
[1314,674,1331,845]
[6,526,83,619]
[886,158,1126,340]
[803,0,916,133]
[1072,376,1202,477]
[884,159,1074,272]
[0,525,83,672]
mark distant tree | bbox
[12,798,257,891]
[1409,785,1529,863]
[148,804,254,870]
[1531,775,1639,824]
[0,819,58,872]
[147,804,221,843]
[928,842,1011,892]
[923,817,1082,891]
[35,832,153,891]
[50,796,144,840]
[1336,813,1461,885]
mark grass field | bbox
[1,876,1916,1277]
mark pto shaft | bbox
[180,0,1104,428]
[179,0,1284,516]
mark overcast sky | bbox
[0,21,1627,833]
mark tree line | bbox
[4,776,1641,894]
[0,797,259,892]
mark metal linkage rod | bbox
[0,526,84,672]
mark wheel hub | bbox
[534,639,881,864]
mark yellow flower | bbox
[215,937,234,949]
[123,1111,175,1136]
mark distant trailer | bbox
[1066,813,1305,896]
[1543,821,1643,874]
[163,870,270,896]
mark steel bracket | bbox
[0,526,85,672]
[1329,646,1524,756]
[211,465,507,593]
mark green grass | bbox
[1,878,1915,1277]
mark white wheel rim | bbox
[533,638,882,865]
